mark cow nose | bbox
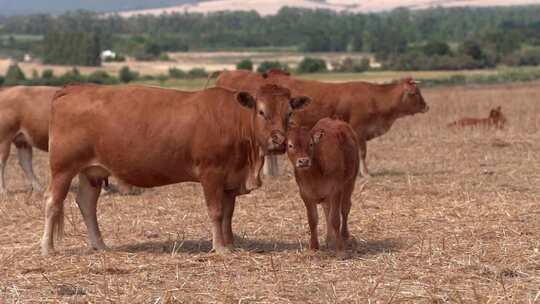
[296,157,311,168]
[271,131,285,145]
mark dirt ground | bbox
[0,82,539,303]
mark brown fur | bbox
[286,118,359,255]
[41,84,310,255]
[448,106,507,130]
[0,86,58,192]
[215,70,429,176]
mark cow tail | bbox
[204,71,222,89]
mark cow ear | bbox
[236,91,256,109]
[312,129,325,144]
[290,96,311,110]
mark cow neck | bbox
[239,108,263,172]
[365,82,405,119]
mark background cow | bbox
[447,106,507,129]
[214,70,429,177]
[286,117,359,256]
[41,84,310,255]
[0,86,128,195]
[0,86,58,192]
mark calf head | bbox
[397,77,429,115]
[237,84,311,154]
[286,125,325,170]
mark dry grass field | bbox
[0,82,539,303]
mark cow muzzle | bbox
[296,157,312,169]
[267,130,286,154]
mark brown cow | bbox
[214,70,429,177]
[0,86,58,192]
[41,84,310,255]
[286,117,359,256]
[447,106,506,130]
[0,86,126,194]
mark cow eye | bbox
[258,110,265,116]
[288,143,293,149]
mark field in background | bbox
[0,82,539,302]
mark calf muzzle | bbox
[296,157,312,169]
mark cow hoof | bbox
[41,247,56,256]
[212,246,233,254]
[91,244,110,252]
[336,251,350,260]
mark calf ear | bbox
[236,91,256,109]
[290,96,312,110]
[312,129,325,144]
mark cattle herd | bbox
[0,69,507,257]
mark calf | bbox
[448,106,506,130]
[286,117,359,255]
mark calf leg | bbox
[322,203,333,247]
[0,141,11,193]
[340,182,355,241]
[201,173,229,253]
[222,191,236,248]
[325,194,345,254]
[304,201,319,250]
[263,155,279,177]
[16,144,41,191]
[76,173,107,251]
[358,139,370,178]
[41,172,74,256]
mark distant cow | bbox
[447,106,506,130]
[0,86,126,194]
[41,84,310,255]
[0,86,58,192]
[214,70,429,177]
[286,117,359,256]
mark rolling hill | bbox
[118,0,540,17]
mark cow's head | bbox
[286,125,324,170]
[236,84,311,154]
[397,77,429,115]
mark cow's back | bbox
[313,118,359,180]
[50,85,254,187]
[215,70,264,92]
[0,86,58,151]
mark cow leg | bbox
[358,139,370,178]
[222,191,236,249]
[15,143,41,191]
[340,182,354,241]
[201,174,229,253]
[0,141,11,193]
[263,155,279,176]
[305,201,319,250]
[76,173,107,251]
[328,194,345,254]
[41,172,74,256]
[322,203,333,247]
